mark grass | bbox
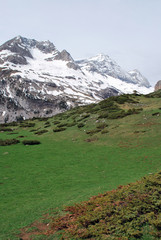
[0,93,161,239]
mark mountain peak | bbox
[0,36,56,55]
[89,53,111,62]
[0,36,58,65]
[128,69,151,88]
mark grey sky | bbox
[0,0,161,86]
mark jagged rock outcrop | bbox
[155,80,161,91]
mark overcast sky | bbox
[0,0,161,86]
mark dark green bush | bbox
[85,104,99,113]
[20,123,35,128]
[98,100,115,109]
[35,130,48,135]
[101,129,109,134]
[86,106,100,114]
[53,121,61,125]
[127,108,143,115]
[77,114,90,122]
[99,110,127,119]
[30,128,41,132]
[96,123,108,129]
[38,117,49,121]
[81,114,90,119]
[115,95,130,104]
[0,139,20,146]
[0,128,13,132]
[77,123,85,128]
[53,127,67,132]
[0,122,18,127]
[44,124,51,128]
[57,123,68,128]
[107,110,127,119]
[86,129,101,135]
[22,140,41,145]
[152,112,160,116]
[67,122,76,127]
[98,112,109,119]
[44,121,50,125]
[113,94,138,104]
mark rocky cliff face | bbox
[0,36,153,123]
[155,80,161,91]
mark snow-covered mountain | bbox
[0,36,153,123]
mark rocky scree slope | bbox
[0,36,153,123]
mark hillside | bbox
[0,91,161,239]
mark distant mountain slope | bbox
[0,36,153,123]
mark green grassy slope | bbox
[0,92,161,239]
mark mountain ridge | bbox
[0,36,153,123]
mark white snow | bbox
[6,85,12,98]
[2,111,6,116]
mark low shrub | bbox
[0,139,20,146]
[77,123,85,128]
[98,100,115,109]
[53,127,66,132]
[50,171,161,239]
[30,128,41,132]
[67,122,76,127]
[86,129,101,135]
[53,121,61,125]
[44,121,50,125]
[114,94,138,104]
[0,128,13,132]
[38,117,49,121]
[22,140,41,145]
[101,129,109,134]
[85,136,98,142]
[107,110,127,119]
[127,108,143,115]
[98,112,109,119]
[81,114,90,120]
[57,123,68,128]
[152,112,160,116]
[0,122,18,127]
[35,130,48,135]
[44,124,51,128]
[86,106,100,114]
[85,104,99,113]
[96,123,108,129]
[20,123,35,128]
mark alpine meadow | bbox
[1,91,161,239]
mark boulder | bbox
[155,80,161,91]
